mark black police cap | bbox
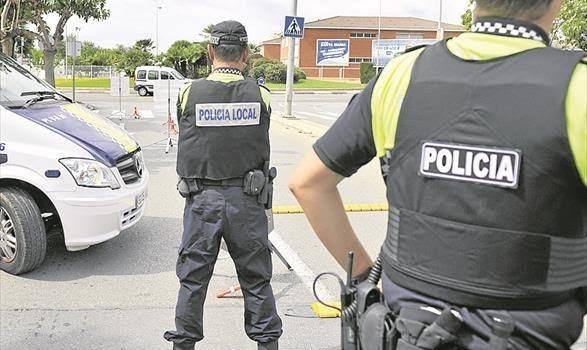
[210,20,248,47]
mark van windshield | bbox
[170,70,185,80]
[0,53,57,106]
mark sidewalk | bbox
[271,112,329,137]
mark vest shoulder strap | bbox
[404,44,429,54]
[259,84,271,93]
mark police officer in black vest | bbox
[164,20,282,350]
[290,0,586,349]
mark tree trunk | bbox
[43,48,57,86]
[1,38,14,57]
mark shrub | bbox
[248,59,307,83]
[360,62,376,84]
[264,63,287,83]
[294,68,306,81]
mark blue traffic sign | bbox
[257,75,266,86]
[284,16,305,38]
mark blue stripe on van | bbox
[12,104,128,166]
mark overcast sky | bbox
[60,0,469,51]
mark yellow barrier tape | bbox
[272,203,388,214]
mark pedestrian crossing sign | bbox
[284,16,305,38]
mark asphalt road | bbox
[0,92,387,350]
[1,92,585,350]
[272,92,354,127]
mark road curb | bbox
[272,112,329,137]
[271,90,360,95]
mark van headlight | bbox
[59,158,121,189]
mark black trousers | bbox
[164,186,283,349]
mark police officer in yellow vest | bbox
[164,20,282,350]
[290,1,586,349]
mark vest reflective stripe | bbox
[176,78,270,180]
[380,41,587,310]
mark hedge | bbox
[360,62,376,84]
[248,57,306,83]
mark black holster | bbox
[393,307,462,350]
[255,161,276,209]
[177,178,201,198]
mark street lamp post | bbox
[65,25,68,79]
[73,27,80,103]
[155,3,162,57]
[437,0,444,39]
[284,0,298,118]
[376,0,382,75]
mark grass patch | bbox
[54,77,363,91]
[55,77,112,88]
[266,79,365,90]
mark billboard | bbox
[372,39,437,67]
[316,39,350,66]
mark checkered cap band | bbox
[472,21,546,43]
[213,67,243,75]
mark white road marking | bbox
[138,110,155,119]
[295,111,337,121]
[269,229,335,300]
[108,109,155,120]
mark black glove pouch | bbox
[244,170,266,196]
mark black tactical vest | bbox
[176,78,270,180]
[380,41,586,310]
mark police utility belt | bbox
[177,162,277,209]
[329,257,515,350]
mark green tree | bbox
[461,0,474,30]
[163,40,207,78]
[116,40,154,76]
[77,40,99,65]
[20,0,110,86]
[248,43,260,55]
[201,23,214,40]
[134,38,154,52]
[30,47,43,65]
[553,0,587,50]
[0,0,23,56]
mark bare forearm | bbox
[289,151,372,275]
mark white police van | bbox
[0,52,149,275]
[134,66,188,96]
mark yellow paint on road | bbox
[272,203,389,214]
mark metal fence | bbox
[34,65,116,78]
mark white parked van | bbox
[0,52,149,275]
[134,66,189,96]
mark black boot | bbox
[171,341,196,350]
[257,341,278,350]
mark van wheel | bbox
[138,86,148,97]
[0,187,47,275]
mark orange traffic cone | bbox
[132,107,141,119]
[216,284,241,298]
